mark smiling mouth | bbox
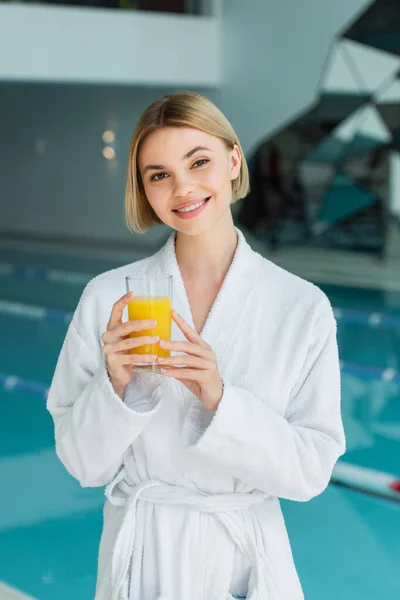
[172,196,212,213]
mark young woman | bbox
[47,92,346,600]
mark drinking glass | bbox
[125,275,173,372]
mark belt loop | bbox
[105,467,127,507]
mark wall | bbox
[218,0,373,155]
[0,0,375,244]
[0,83,218,246]
[390,152,400,218]
[0,4,219,87]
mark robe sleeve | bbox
[46,285,163,488]
[182,298,346,502]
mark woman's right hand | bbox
[101,292,159,398]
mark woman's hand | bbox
[101,292,160,399]
[157,311,224,411]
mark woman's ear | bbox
[230,144,242,181]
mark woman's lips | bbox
[173,196,211,219]
[173,196,211,211]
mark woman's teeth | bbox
[175,198,208,213]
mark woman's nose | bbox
[172,174,196,197]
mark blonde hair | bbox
[124,91,249,234]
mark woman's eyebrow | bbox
[143,146,212,175]
[183,145,212,159]
[143,163,165,174]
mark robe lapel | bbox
[153,226,259,371]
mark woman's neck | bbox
[174,219,238,285]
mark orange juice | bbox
[127,296,172,358]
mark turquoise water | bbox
[1,246,400,599]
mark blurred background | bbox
[0,0,400,598]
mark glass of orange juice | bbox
[125,275,173,372]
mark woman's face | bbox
[138,126,241,235]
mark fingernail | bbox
[151,320,157,326]
[159,340,166,347]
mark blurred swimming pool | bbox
[1,246,399,599]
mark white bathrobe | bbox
[46,226,346,600]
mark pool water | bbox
[1,246,400,599]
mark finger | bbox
[102,329,119,345]
[107,292,134,331]
[103,336,160,355]
[161,367,203,381]
[109,352,157,367]
[121,319,158,336]
[113,319,157,338]
[172,311,209,348]
[129,353,158,364]
[102,320,157,346]
[158,340,210,357]
[158,355,208,369]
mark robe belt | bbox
[105,468,272,600]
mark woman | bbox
[46,92,346,600]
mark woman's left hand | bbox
[157,310,224,411]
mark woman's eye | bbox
[193,159,209,168]
[150,172,168,182]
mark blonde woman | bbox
[47,92,346,600]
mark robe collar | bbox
[153,226,258,366]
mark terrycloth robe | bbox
[46,226,346,600]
